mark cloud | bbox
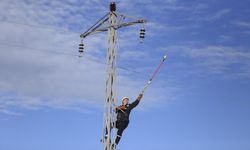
[166,44,250,78]
[219,35,234,42]
[243,30,250,35]
[0,0,106,31]
[120,50,150,60]
[0,0,175,115]
[146,22,186,33]
[117,0,190,18]
[190,8,231,22]
[207,9,231,21]
[233,21,250,28]
[0,108,23,116]
[1,0,248,117]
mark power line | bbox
[0,20,78,34]
[0,41,76,56]
[0,0,109,33]
[0,42,147,76]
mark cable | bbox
[0,20,77,34]
[0,42,148,76]
[0,41,76,56]
[0,2,112,34]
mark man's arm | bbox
[129,93,143,110]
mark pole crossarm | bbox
[80,12,146,39]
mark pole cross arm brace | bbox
[80,12,146,39]
[116,19,146,29]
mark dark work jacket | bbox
[116,99,140,122]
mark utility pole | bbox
[79,2,146,150]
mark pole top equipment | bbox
[110,2,116,12]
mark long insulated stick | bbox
[141,54,167,94]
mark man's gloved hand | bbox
[137,93,143,100]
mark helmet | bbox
[122,97,129,101]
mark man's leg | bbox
[114,121,129,145]
[115,128,123,145]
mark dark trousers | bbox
[105,120,129,145]
[115,120,129,144]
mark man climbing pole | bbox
[110,54,166,149]
[104,93,143,149]
[113,93,143,148]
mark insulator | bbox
[139,27,146,41]
[78,38,84,57]
[79,43,84,47]
[140,33,145,39]
[140,35,145,39]
[140,32,145,36]
[79,48,84,53]
[140,28,146,32]
[78,43,84,53]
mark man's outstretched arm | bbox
[129,93,143,110]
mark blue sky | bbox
[0,0,250,150]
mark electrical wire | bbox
[0,20,77,34]
[0,42,148,76]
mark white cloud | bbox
[189,8,231,22]
[233,21,250,28]
[219,35,234,42]
[166,44,250,77]
[1,0,248,117]
[207,9,231,21]
[0,0,106,31]
[117,0,190,18]
[120,50,150,60]
[0,0,175,115]
[146,22,186,33]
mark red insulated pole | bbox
[142,54,167,94]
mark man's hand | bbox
[137,93,143,101]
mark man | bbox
[111,93,143,149]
